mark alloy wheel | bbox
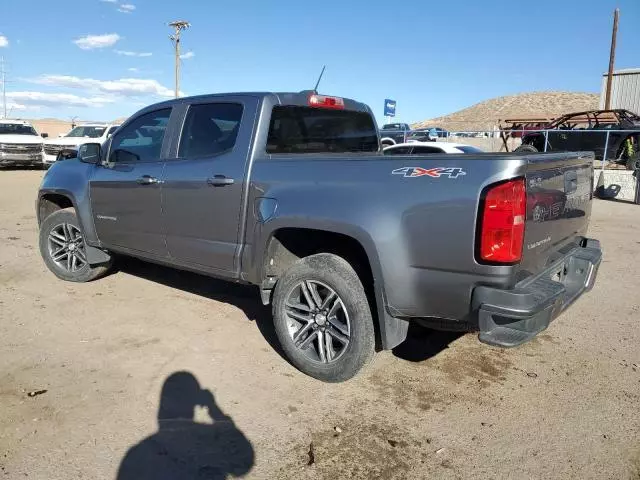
[47,223,87,273]
[284,280,351,364]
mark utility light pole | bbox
[169,20,190,98]
[604,8,619,110]
[1,56,6,119]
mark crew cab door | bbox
[89,108,173,257]
[162,97,258,275]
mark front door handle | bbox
[207,175,235,187]
[136,175,162,185]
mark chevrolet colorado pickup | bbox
[36,91,602,382]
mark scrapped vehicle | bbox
[0,120,45,168]
[384,142,484,155]
[515,109,640,170]
[379,122,411,146]
[43,123,120,165]
[36,90,602,382]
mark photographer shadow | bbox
[117,371,254,480]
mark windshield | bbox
[0,123,38,136]
[66,126,107,138]
[382,124,403,130]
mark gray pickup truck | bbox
[36,91,602,382]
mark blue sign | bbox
[384,99,396,117]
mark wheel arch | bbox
[255,221,408,350]
[37,190,77,225]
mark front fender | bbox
[37,160,99,245]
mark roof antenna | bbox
[313,65,326,93]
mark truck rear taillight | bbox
[308,94,345,110]
[478,178,526,264]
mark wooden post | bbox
[604,8,619,110]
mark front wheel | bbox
[39,208,112,282]
[272,253,375,382]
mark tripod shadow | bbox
[117,371,254,480]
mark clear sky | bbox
[0,0,638,125]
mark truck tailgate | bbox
[520,152,594,276]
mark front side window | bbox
[179,103,243,158]
[107,126,120,137]
[267,106,378,154]
[109,109,171,163]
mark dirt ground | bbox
[1,169,639,480]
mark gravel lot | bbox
[1,169,639,480]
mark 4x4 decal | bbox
[392,167,466,178]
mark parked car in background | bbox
[407,128,438,142]
[383,142,484,155]
[379,122,411,146]
[0,120,45,168]
[44,124,120,165]
[515,109,640,170]
[419,126,449,138]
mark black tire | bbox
[625,153,640,171]
[272,253,375,382]
[514,144,538,154]
[39,208,112,282]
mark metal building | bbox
[599,68,640,114]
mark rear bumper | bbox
[472,238,602,347]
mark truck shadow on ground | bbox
[117,371,254,480]
[116,258,464,366]
[116,257,287,361]
[392,324,464,362]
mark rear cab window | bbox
[266,106,378,154]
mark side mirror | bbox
[41,133,49,138]
[77,143,102,164]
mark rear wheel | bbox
[39,208,112,282]
[515,144,539,154]
[272,253,375,382]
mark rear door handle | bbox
[136,175,162,185]
[207,175,235,187]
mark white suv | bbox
[0,120,45,168]
[43,124,120,165]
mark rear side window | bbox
[179,103,243,158]
[267,106,378,154]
